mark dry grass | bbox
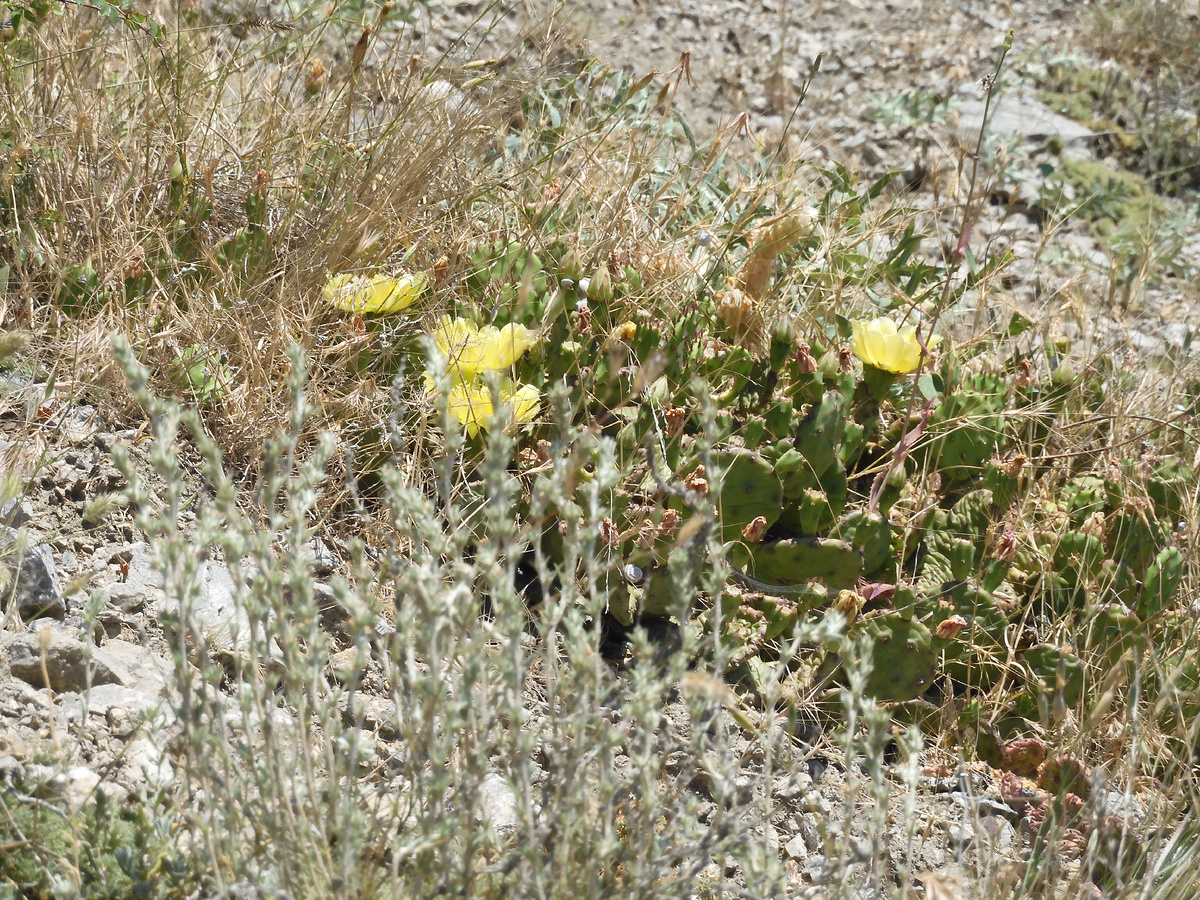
[2,0,555,459]
[2,1,1200,898]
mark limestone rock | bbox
[4,628,129,691]
[478,773,519,836]
[1,528,65,620]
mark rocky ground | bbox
[0,367,1157,893]
[414,0,1199,356]
[1,0,1189,894]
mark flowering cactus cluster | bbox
[317,206,1188,736]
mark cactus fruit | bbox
[746,538,863,591]
[1002,736,1048,778]
[712,449,784,544]
[1037,753,1089,800]
[844,613,937,702]
[1023,644,1085,710]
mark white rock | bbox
[784,833,807,859]
[478,773,519,835]
[123,736,174,792]
[97,639,176,699]
[64,766,101,809]
[4,628,130,691]
[953,87,1095,151]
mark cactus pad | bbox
[711,449,784,544]
[1023,644,1085,710]
[844,613,937,702]
[746,538,863,591]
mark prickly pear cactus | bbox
[834,510,893,578]
[711,449,785,544]
[406,169,1190,752]
[843,613,937,702]
[1140,545,1184,618]
[925,373,1008,480]
[1023,644,1085,711]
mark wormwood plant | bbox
[106,337,816,899]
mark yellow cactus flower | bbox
[851,317,940,375]
[612,321,637,343]
[446,378,540,437]
[324,271,427,315]
[433,316,538,380]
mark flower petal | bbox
[367,272,427,314]
[434,316,489,380]
[504,382,541,426]
[324,273,373,312]
[326,271,427,314]
[850,317,932,374]
[481,323,538,371]
[447,380,491,438]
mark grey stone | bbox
[0,499,32,527]
[343,695,399,738]
[772,772,812,800]
[123,736,174,791]
[1103,790,1146,825]
[978,798,1018,819]
[57,683,175,736]
[25,763,68,801]
[1163,323,1194,350]
[478,773,519,835]
[97,639,175,699]
[784,833,807,859]
[799,812,822,851]
[309,537,339,576]
[4,628,131,691]
[948,822,974,847]
[799,854,830,885]
[63,766,101,808]
[977,815,1017,855]
[105,543,164,613]
[954,87,1094,150]
[1,528,66,620]
[60,405,101,444]
[154,558,280,663]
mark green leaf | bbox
[1007,312,1032,337]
